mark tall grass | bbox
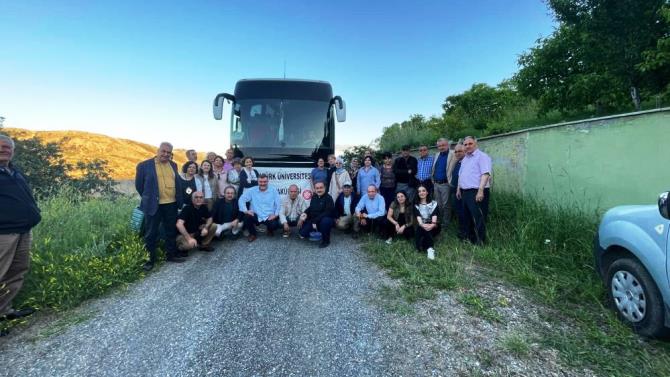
[13,188,147,312]
[363,191,670,376]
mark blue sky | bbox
[0,0,555,152]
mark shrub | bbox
[14,189,146,311]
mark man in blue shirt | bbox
[431,138,453,227]
[415,145,434,195]
[353,185,386,238]
[238,174,281,242]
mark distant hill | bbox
[2,128,199,180]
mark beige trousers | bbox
[0,232,32,315]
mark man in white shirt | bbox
[280,184,309,238]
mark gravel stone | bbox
[0,235,593,376]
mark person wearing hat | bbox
[328,156,352,203]
[335,183,359,231]
[299,181,335,248]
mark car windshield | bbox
[231,99,331,150]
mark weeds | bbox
[498,332,531,358]
[13,189,147,312]
[362,190,670,376]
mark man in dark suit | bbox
[135,142,184,271]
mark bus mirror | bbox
[213,93,236,120]
[333,96,346,122]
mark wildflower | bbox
[544,239,551,245]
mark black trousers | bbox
[415,225,440,251]
[461,188,490,245]
[359,216,387,235]
[244,214,280,236]
[452,188,469,240]
[144,202,178,262]
[384,218,414,240]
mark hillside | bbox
[3,128,198,180]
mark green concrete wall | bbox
[478,109,670,211]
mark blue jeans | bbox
[299,217,334,243]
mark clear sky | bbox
[0,0,555,152]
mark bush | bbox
[13,189,146,311]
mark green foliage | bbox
[361,191,670,376]
[377,114,443,152]
[443,81,528,139]
[11,137,70,196]
[516,0,669,113]
[341,145,372,166]
[14,189,147,311]
[2,133,117,198]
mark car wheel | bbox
[606,258,667,338]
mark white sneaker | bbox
[385,237,393,245]
[215,224,225,237]
[427,247,435,260]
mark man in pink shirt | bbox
[456,136,492,245]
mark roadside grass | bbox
[498,332,532,358]
[8,189,147,321]
[363,191,670,376]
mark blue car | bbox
[594,192,670,337]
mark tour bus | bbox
[212,79,346,200]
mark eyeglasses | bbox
[455,150,464,153]
[194,196,205,199]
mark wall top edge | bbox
[477,107,670,142]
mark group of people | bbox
[0,133,492,334]
[135,136,492,271]
[340,137,492,259]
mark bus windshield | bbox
[231,98,332,151]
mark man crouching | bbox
[176,191,217,253]
[299,181,335,248]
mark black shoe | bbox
[199,245,214,252]
[0,328,8,337]
[143,261,154,271]
[178,250,188,258]
[2,307,36,321]
[166,255,185,263]
[319,241,330,248]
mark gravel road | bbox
[0,234,429,377]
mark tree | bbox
[12,137,71,196]
[516,0,669,113]
[638,4,670,98]
[442,81,526,139]
[342,145,374,168]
